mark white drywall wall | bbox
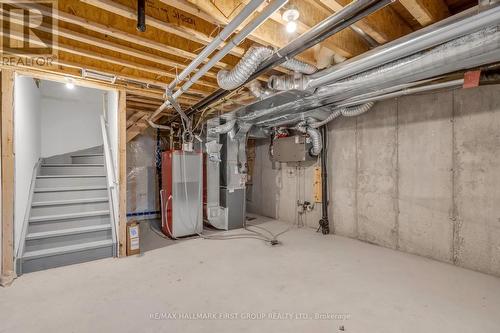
[40,80,104,157]
[14,76,41,254]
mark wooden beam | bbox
[127,112,147,128]
[52,25,219,79]
[1,69,15,286]
[266,0,369,57]
[49,56,212,96]
[80,0,247,58]
[11,65,170,100]
[159,0,222,26]
[79,0,287,75]
[118,90,127,257]
[172,0,368,59]
[2,29,219,90]
[14,3,230,69]
[315,0,413,43]
[127,115,151,142]
[399,0,450,27]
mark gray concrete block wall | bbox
[454,86,500,276]
[397,92,454,263]
[249,84,500,277]
[356,101,398,249]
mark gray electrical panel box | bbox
[272,135,314,163]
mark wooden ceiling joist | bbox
[166,0,369,60]
[3,30,215,94]
[77,0,290,76]
[79,0,247,58]
[15,2,230,70]
[8,64,169,100]
[399,0,450,27]
[1,10,218,90]
[35,24,219,79]
[55,42,219,89]
[5,0,465,143]
[315,0,413,44]
[126,112,147,128]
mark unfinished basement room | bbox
[1,0,500,332]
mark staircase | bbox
[17,147,116,274]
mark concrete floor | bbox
[1,215,500,333]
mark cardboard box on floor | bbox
[127,221,140,256]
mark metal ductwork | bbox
[340,102,375,117]
[306,127,322,156]
[235,21,500,127]
[207,119,237,135]
[267,73,310,91]
[307,103,374,128]
[217,46,317,90]
[248,81,273,99]
[280,58,318,74]
[296,121,323,156]
[180,0,391,119]
[217,46,274,90]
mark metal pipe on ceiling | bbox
[148,0,288,130]
[180,0,394,119]
[308,5,500,89]
[137,0,146,32]
[335,79,465,108]
[167,0,267,93]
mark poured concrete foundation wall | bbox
[249,84,500,277]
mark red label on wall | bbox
[463,70,481,89]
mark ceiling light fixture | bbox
[286,20,298,33]
[282,5,299,34]
[65,78,75,90]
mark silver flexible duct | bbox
[217,46,273,90]
[306,127,322,156]
[238,24,500,124]
[207,119,237,134]
[267,73,310,91]
[248,81,273,99]
[340,102,375,117]
[217,46,317,90]
[315,25,500,103]
[281,58,318,74]
[294,103,374,129]
[310,109,342,128]
[295,121,322,156]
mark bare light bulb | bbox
[66,82,75,90]
[286,20,297,33]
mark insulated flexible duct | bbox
[310,109,342,128]
[239,24,500,125]
[207,119,237,134]
[248,81,273,99]
[217,46,317,90]
[280,58,317,74]
[267,73,309,91]
[315,25,500,104]
[340,102,375,117]
[306,127,322,156]
[296,122,322,156]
